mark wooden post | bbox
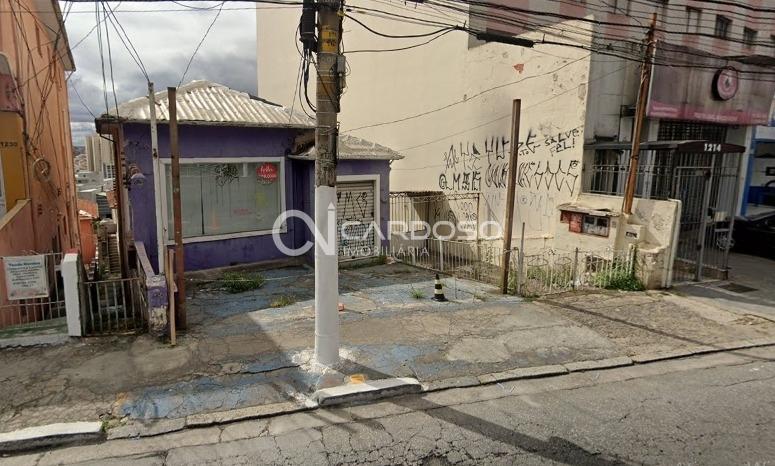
[167,249,176,346]
[623,13,657,214]
[500,99,521,294]
[168,87,186,330]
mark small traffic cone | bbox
[432,273,448,302]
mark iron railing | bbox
[0,252,65,330]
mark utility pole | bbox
[168,87,186,330]
[313,0,343,365]
[623,13,657,215]
[500,99,521,294]
[148,82,164,274]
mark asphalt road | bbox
[7,346,775,465]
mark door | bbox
[672,151,740,282]
[336,180,377,259]
[673,165,712,282]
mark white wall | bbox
[258,2,594,251]
[85,134,114,181]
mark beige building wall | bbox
[258,2,593,251]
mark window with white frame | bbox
[164,160,284,240]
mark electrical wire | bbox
[393,62,630,154]
[101,2,121,117]
[349,1,775,78]
[179,1,225,86]
[95,1,110,115]
[102,1,151,81]
[344,27,456,54]
[344,13,460,39]
[343,54,591,134]
[69,81,98,119]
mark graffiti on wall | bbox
[517,159,581,196]
[438,124,584,234]
[337,188,375,256]
[517,126,582,158]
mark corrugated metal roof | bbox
[102,80,315,129]
[290,134,404,161]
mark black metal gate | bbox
[671,146,743,282]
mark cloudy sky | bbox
[62,1,279,146]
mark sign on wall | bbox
[3,255,49,300]
[648,44,775,125]
[256,162,278,184]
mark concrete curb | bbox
[0,422,103,453]
[12,338,775,450]
[312,377,423,407]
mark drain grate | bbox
[718,282,758,293]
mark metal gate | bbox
[672,150,742,282]
[82,276,146,335]
[337,180,377,259]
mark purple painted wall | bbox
[121,122,391,272]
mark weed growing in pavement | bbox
[270,294,296,307]
[222,272,266,293]
[410,287,426,299]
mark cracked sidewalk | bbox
[1,262,774,437]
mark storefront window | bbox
[165,160,283,240]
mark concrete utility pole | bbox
[168,87,186,330]
[501,99,521,294]
[623,13,657,215]
[314,0,343,365]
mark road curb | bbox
[13,338,775,450]
[0,422,104,454]
[312,377,423,407]
[564,356,634,372]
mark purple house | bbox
[97,81,401,272]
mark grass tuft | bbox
[270,294,296,308]
[221,272,265,294]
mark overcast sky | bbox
[62,1,273,146]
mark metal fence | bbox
[386,237,642,297]
[514,247,639,297]
[82,275,146,335]
[584,150,674,200]
[387,236,510,285]
[0,252,65,330]
[389,192,481,240]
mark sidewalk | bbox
[1,262,774,439]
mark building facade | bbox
[0,0,77,326]
[257,0,775,283]
[97,81,400,272]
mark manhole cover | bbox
[718,283,758,293]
